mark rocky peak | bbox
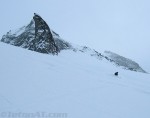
[29,13,59,54]
[1,13,69,54]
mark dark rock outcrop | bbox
[29,13,59,54]
[1,13,71,54]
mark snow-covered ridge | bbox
[0,13,147,73]
[104,51,147,73]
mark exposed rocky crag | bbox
[1,13,71,54]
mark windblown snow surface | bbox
[0,42,150,118]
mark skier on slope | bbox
[114,72,118,76]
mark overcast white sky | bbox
[0,0,150,71]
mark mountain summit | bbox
[0,13,147,73]
[1,13,70,54]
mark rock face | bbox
[1,13,71,54]
[29,13,59,54]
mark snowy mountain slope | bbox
[0,13,146,73]
[0,42,150,118]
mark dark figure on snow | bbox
[114,72,118,76]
